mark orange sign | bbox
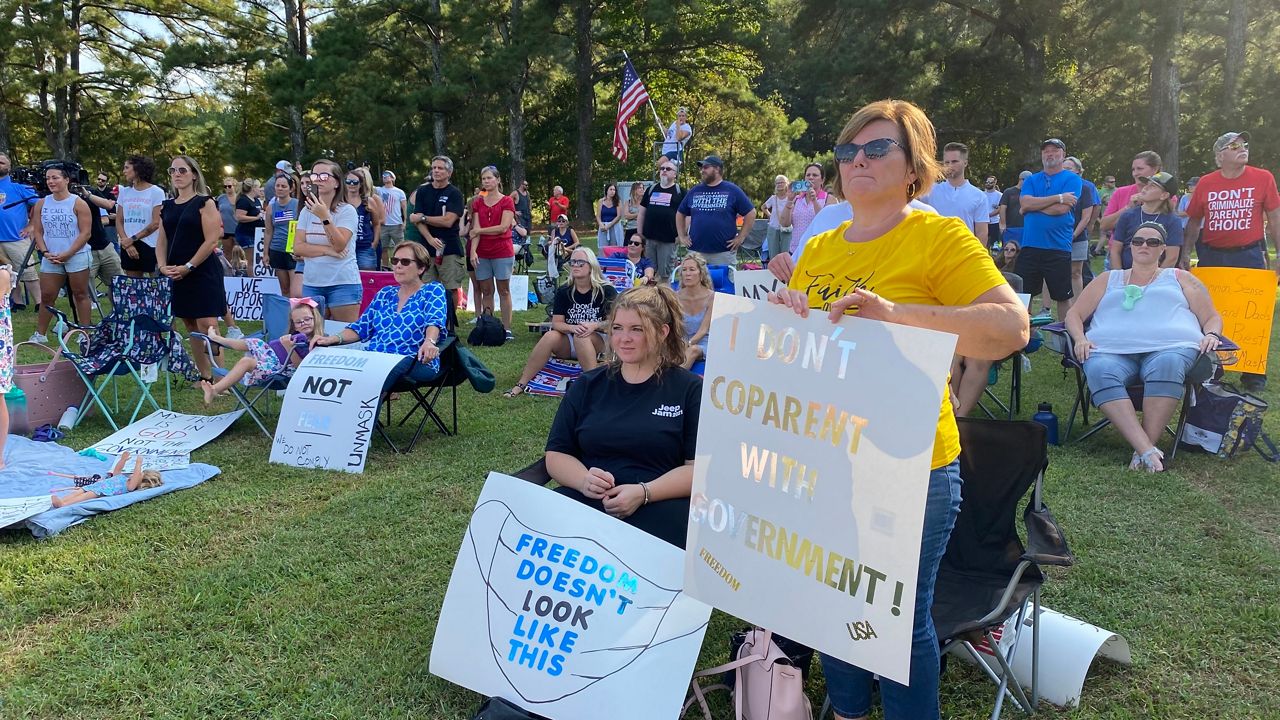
[1192,267,1277,374]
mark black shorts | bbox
[268,249,297,271]
[1014,246,1073,301]
[120,242,158,273]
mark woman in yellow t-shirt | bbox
[771,100,1028,720]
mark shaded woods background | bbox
[2,0,1276,219]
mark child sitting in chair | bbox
[200,298,324,404]
[50,451,162,507]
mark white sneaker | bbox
[28,332,48,344]
[226,326,245,340]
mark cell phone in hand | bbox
[304,183,319,201]
[791,180,810,193]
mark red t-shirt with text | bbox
[1187,166,1280,248]
[471,194,516,259]
[547,195,570,222]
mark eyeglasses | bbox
[390,257,420,267]
[344,179,361,186]
[567,259,588,267]
[1130,238,1165,247]
[659,166,676,172]
[834,138,904,163]
[307,172,334,182]
[1221,141,1248,151]
[97,178,108,183]
[626,241,643,247]
[167,167,191,175]
[223,184,234,189]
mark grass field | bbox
[1,257,1278,719]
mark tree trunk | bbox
[506,0,528,189]
[430,0,446,154]
[1150,0,1183,177]
[572,0,595,221]
[1222,0,1245,117]
[283,0,308,161]
[68,0,82,160]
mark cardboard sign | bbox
[734,269,783,301]
[431,472,711,720]
[90,410,244,458]
[1191,267,1276,373]
[269,348,404,473]
[0,496,53,530]
[224,276,283,322]
[466,274,530,312]
[251,228,274,278]
[683,295,957,685]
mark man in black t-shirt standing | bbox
[637,157,686,284]
[410,154,466,328]
[998,170,1032,247]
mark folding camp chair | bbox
[932,418,1074,718]
[977,317,1054,421]
[599,245,628,260]
[379,337,494,453]
[50,276,199,431]
[1041,322,1239,459]
[671,263,734,294]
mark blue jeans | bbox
[820,460,963,720]
[1083,348,1200,406]
[381,354,442,392]
[356,246,379,270]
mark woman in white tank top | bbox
[29,164,93,343]
[1065,221,1224,472]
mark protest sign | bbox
[107,453,190,471]
[0,496,53,529]
[224,276,282,322]
[733,269,783,300]
[90,410,244,459]
[251,228,274,278]
[269,348,403,473]
[432,472,711,720]
[466,274,529,312]
[683,295,957,685]
[1191,267,1275,374]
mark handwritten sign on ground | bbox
[251,228,274,278]
[269,348,403,473]
[432,472,711,720]
[683,295,957,685]
[224,276,282,322]
[90,410,244,458]
[1191,267,1276,374]
[0,496,53,529]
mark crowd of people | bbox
[0,90,1277,719]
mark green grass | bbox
[2,271,1278,719]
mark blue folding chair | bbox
[51,276,198,431]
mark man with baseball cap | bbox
[377,170,407,268]
[1017,138,1082,319]
[1184,130,1280,391]
[676,155,755,268]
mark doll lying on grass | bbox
[50,451,162,507]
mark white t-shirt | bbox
[984,189,1003,224]
[792,199,937,263]
[117,184,167,247]
[762,195,787,229]
[663,122,693,153]
[377,186,406,226]
[924,180,989,233]
[298,203,360,287]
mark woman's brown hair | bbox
[607,285,687,372]
[832,99,942,201]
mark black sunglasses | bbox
[390,257,421,267]
[626,241,643,246]
[834,138,904,164]
[1130,238,1165,247]
[344,179,361,186]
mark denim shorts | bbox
[1083,347,1200,406]
[41,248,91,274]
[475,256,514,281]
[356,246,379,271]
[302,282,363,309]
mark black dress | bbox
[161,195,227,319]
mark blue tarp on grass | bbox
[0,435,220,539]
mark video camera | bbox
[9,159,90,197]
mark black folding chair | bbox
[933,418,1074,718]
[378,337,478,453]
[1041,322,1239,459]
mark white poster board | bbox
[0,496,53,529]
[251,227,274,278]
[733,269,783,300]
[269,348,404,473]
[683,295,957,685]
[466,274,529,312]
[90,410,244,458]
[431,472,711,720]
[224,276,282,322]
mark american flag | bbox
[612,59,650,163]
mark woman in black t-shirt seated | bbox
[544,285,702,548]
[505,247,618,397]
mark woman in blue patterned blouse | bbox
[314,241,448,389]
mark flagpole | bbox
[622,50,666,137]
